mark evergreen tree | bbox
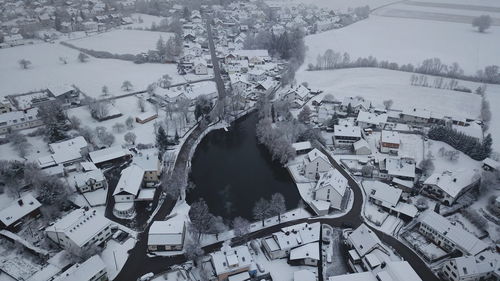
[156,126,168,153]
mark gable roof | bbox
[0,194,41,227]
[348,224,382,257]
[113,165,144,197]
[315,169,348,196]
[423,170,479,198]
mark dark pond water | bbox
[187,112,301,220]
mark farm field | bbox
[296,67,482,120]
[67,29,172,55]
[0,41,183,97]
[302,15,500,75]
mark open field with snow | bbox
[67,29,172,55]
[297,68,482,120]
[302,15,500,74]
[0,42,183,97]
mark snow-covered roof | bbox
[210,244,253,275]
[292,141,312,152]
[483,158,499,169]
[287,84,310,99]
[229,73,250,85]
[328,272,376,281]
[0,194,41,227]
[402,107,431,119]
[357,111,387,126]
[334,125,361,138]
[381,130,400,144]
[315,169,348,196]
[353,139,370,151]
[136,111,157,121]
[0,108,39,127]
[255,77,276,90]
[80,161,98,171]
[419,210,489,255]
[306,148,330,165]
[73,169,105,188]
[47,84,75,97]
[369,181,401,208]
[133,148,160,172]
[377,261,422,281]
[52,255,106,281]
[148,216,185,246]
[423,170,478,198]
[49,136,87,157]
[272,222,320,251]
[45,208,111,247]
[385,158,415,179]
[89,146,131,164]
[294,270,316,281]
[342,96,370,109]
[348,224,382,257]
[113,165,144,197]
[233,49,269,59]
[290,242,320,261]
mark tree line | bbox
[308,49,500,84]
[428,126,492,161]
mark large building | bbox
[133,148,162,184]
[441,253,500,281]
[418,210,489,256]
[45,208,113,252]
[423,170,480,206]
[148,216,186,252]
[333,125,361,147]
[210,244,255,281]
[112,165,144,218]
[52,255,107,281]
[0,108,42,134]
[314,169,349,210]
[0,194,41,231]
[328,261,422,281]
[302,148,332,179]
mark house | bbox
[303,148,332,179]
[193,59,208,75]
[380,157,416,182]
[89,146,132,167]
[247,68,266,82]
[282,84,311,106]
[148,216,186,252]
[333,125,361,147]
[356,111,388,129]
[45,208,112,252]
[441,253,499,281]
[380,130,400,154]
[401,108,431,124]
[418,210,489,256]
[254,78,278,96]
[482,158,499,171]
[0,194,41,231]
[73,169,107,193]
[229,73,252,95]
[47,85,80,105]
[133,148,162,184]
[136,112,158,124]
[368,182,417,220]
[289,242,320,266]
[52,255,107,281]
[314,169,349,210]
[0,108,43,134]
[210,244,255,281]
[0,98,12,114]
[329,261,422,281]
[292,141,313,155]
[423,170,479,206]
[262,222,320,260]
[353,139,371,155]
[341,97,371,114]
[112,165,144,218]
[38,136,90,168]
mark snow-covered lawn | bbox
[0,135,51,162]
[302,15,500,74]
[67,30,172,55]
[0,42,182,97]
[297,68,482,120]
[424,140,482,175]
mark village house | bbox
[353,139,371,155]
[247,68,267,82]
[73,169,107,193]
[282,84,311,107]
[292,141,313,155]
[136,111,158,124]
[52,255,107,281]
[45,208,113,252]
[0,108,43,134]
[346,224,390,273]
[112,164,144,218]
[262,222,321,260]
[441,252,499,281]
[333,125,362,147]
[328,261,422,281]
[254,78,278,96]
[289,242,320,266]
[229,73,252,95]
[401,108,431,124]
[133,148,162,184]
[422,170,479,206]
[148,216,186,252]
[368,181,418,220]
[193,58,208,75]
[314,169,349,211]
[47,85,80,105]
[356,111,388,129]
[341,97,371,114]
[380,130,400,154]
[482,158,499,171]
[38,136,90,169]
[302,148,332,179]
[89,146,132,167]
[210,244,255,281]
[0,98,12,114]
[418,210,489,256]
[380,157,416,182]
[0,194,41,232]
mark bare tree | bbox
[101,85,109,96]
[59,57,68,64]
[232,217,251,238]
[160,74,172,88]
[189,199,216,241]
[383,99,393,110]
[78,52,89,63]
[184,238,204,266]
[124,132,137,145]
[87,99,109,120]
[18,59,32,69]
[125,116,134,130]
[9,131,31,158]
[269,193,286,222]
[112,122,126,133]
[121,80,133,91]
[137,97,146,112]
[253,198,270,227]
[472,15,492,33]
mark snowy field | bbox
[302,15,500,74]
[0,42,183,97]
[67,30,172,55]
[296,68,482,120]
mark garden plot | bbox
[67,29,172,55]
[297,68,482,121]
[301,15,500,74]
[0,42,183,98]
